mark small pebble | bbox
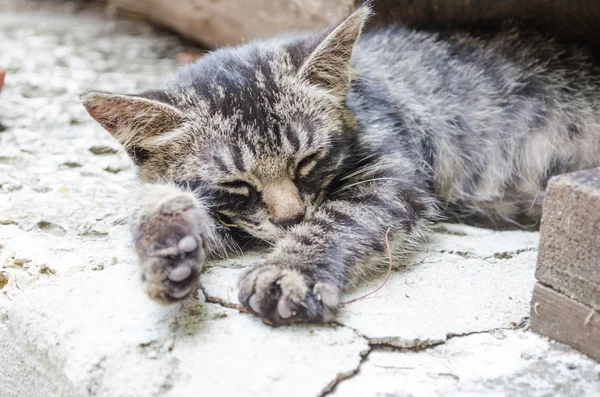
[13,257,32,265]
[88,145,118,155]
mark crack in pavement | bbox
[198,282,254,316]
[198,278,531,397]
[318,346,372,397]
[424,246,537,263]
[196,289,376,397]
[319,317,531,396]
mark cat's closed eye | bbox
[296,152,321,177]
[220,180,253,196]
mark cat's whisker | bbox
[331,177,408,195]
[259,238,277,248]
[338,163,382,181]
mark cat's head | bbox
[82,7,370,241]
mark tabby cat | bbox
[82,6,600,324]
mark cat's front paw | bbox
[238,263,340,325]
[135,196,206,304]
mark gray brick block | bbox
[535,168,600,311]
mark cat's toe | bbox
[177,235,198,253]
[277,298,293,319]
[238,264,340,325]
[168,263,192,282]
[248,294,262,314]
[313,282,339,322]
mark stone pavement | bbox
[0,2,599,396]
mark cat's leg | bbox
[129,183,220,304]
[238,180,437,324]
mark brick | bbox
[530,283,600,362]
[535,168,600,311]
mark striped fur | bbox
[82,6,600,324]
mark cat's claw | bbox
[238,263,340,325]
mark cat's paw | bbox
[238,263,340,325]
[135,196,206,304]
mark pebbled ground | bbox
[0,1,599,396]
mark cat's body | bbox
[352,27,600,225]
[82,7,600,324]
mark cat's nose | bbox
[272,212,305,228]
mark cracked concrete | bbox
[330,330,600,397]
[338,225,539,348]
[2,264,369,397]
[1,1,599,396]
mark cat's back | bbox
[352,25,600,109]
[349,25,600,224]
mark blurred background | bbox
[2,0,600,99]
[72,0,600,49]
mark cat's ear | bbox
[81,91,183,164]
[298,6,370,97]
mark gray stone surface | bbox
[339,225,539,348]
[331,330,600,397]
[1,264,368,397]
[536,169,600,311]
[1,2,599,397]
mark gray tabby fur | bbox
[81,6,600,324]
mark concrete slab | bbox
[2,263,368,397]
[339,246,537,347]
[331,330,600,397]
[202,230,539,349]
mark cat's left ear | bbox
[298,6,371,97]
[81,91,183,164]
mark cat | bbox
[81,6,600,325]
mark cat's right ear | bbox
[297,6,371,98]
[81,91,183,164]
